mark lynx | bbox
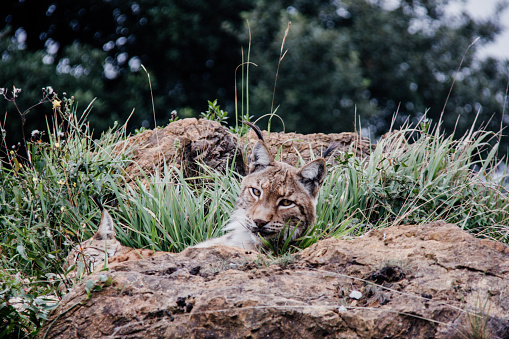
[195,123,335,251]
[65,210,160,276]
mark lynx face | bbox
[237,142,326,243]
[194,139,327,251]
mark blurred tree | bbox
[244,0,508,148]
[0,0,254,147]
[1,0,508,156]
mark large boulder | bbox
[40,221,509,338]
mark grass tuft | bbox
[315,118,509,243]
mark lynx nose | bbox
[253,219,268,230]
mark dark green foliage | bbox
[1,0,254,146]
[1,0,508,156]
[244,0,508,144]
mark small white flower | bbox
[12,86,22,98]
[60,206,65,212]
[54,142,60,148]
[31,130,40,137]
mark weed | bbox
[200,99,229,126]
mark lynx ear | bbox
[249,141,275,173]
[297,158,326,198]
[93,210,116,240]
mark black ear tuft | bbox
[249,141,274,173]
[297,158,326,198]
[243,121,264,141]
[322,142,340,158]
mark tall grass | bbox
[314,119,509,243]
[0,92,131,337]
[109,164,241,252]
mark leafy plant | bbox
[200,99,229,126]
[0,91,130,275]
[0,270,57,338]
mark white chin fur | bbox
[193,209,261,251]
[223,209,248,231]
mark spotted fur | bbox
[195,138,329,251]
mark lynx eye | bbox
[250,187,261,198]
[279,199,294,207]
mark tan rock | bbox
[245,129,373,166]
[40,221,509,338]
[119,118,246,182]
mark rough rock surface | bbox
[40,222,509,338]
[119,118,246,181]
[120,119,373,182]
[245,129,373,166]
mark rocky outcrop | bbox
[118,118,246,181]
[120,118,373,182]
[40,221,509,338]
[245,129,373,166]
